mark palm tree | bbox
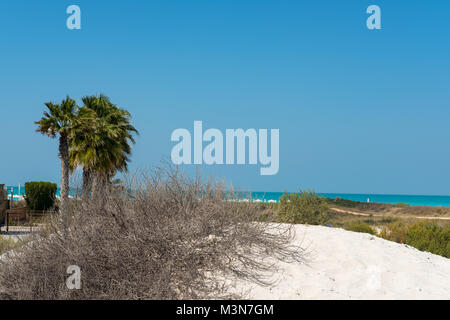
[69,105,97,201]
[35,96,77,226]
[69,94,138,200]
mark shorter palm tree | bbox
[35,96,77,226]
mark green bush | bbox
[0,186,7,216]
[379,221,450,258]
[379,221,409,243]
[278,190,329,225]
[0,199,8,223]
[0,199,8,214]
[344,221,375,235]
[24,182,57,211]
[406,222,450,258]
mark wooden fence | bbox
[2,208,53,232]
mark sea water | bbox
[5,186,450,207]
[249,192,450,207]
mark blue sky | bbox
[1,0,449,195]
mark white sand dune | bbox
[232,225,450,300]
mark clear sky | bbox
[1,0,449,195]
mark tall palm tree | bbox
[35,96,77,226]
[69,94,138,200]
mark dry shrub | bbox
[0,236,22,256]
[0,167,302,300]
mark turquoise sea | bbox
[5,186,76,199]
[250,192,450,207]
[5,186,450,207]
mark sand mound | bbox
[231,225,450,299]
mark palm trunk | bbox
[92,172,107,212]
[82,167,91,202]
[59,133,70,227]
[91,173,99,200]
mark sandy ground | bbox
[231,225,450,299]
[331,207,450,220]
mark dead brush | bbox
[0,167,304,300]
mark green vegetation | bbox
[379,221,409,243]
[24,182,57,211]
[380,221,450,258]
[0,190,8,227]
[278,190,329,225]
[406,222,450,258]
[344,221,376,235]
